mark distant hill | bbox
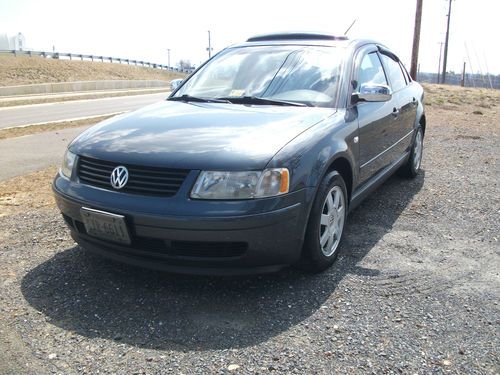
[0,55,185,86]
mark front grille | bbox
[77,156,189,196]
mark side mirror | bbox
[170,78,184,91]
[352,84,392,103]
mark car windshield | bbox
[172,45,344,108]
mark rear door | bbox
[379,51,416,160]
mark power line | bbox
[464,42,476,88]
[437,42,443,84]
[483,52,494,89]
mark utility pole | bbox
[460,61,466,87]
[441,0,453,84]
[410,0,423,80]
[167,49,171,67]
[206,30,213,59]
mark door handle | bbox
[412,97,418,107]
[392,107,400,118]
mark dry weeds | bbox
[423,83,500,110]
[0,55,184,86]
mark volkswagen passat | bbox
[53,32,425,275]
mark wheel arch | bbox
[419,113,426,135]
[324,156,353,203]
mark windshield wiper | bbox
[168,95,231,103]
[216,96,307,107]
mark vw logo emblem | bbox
[110,166,129,189]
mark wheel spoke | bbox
[337,205,345,217]
[333,189,340,208]
[320,231,329,247]
[336,220,343,235]
[321,214,330,226]
[327,231,335,250]
[326,193,334,212]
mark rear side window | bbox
[400,62,412,83]
[380,53,407,92]
[356,52,387,91]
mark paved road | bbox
[0,92,168,129]
[0,125,92,181]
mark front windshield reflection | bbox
[173,46,343,108]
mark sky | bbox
[1,0,499,75]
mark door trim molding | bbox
[359,129,414,170]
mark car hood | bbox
[70,100,334,170]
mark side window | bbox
[356,52,387,91]
[380,53,407,92]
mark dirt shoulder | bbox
[0,166,57,217]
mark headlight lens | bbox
[191,168,289,200]
[60,150,76,179]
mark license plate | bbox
[80,207,131,244]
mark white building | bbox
[0,32,26,51]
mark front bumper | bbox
[53,173,313,275]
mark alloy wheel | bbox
[413,129,423,171]
[319,185,345,257]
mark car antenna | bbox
[344,19,357,35]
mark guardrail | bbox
[0,49,193,74]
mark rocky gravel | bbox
[0,104,499,374]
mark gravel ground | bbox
[0,103,499,374]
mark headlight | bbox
[60,150,76,179]
[191,168,289,200]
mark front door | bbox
[355,51,403,185]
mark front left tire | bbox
[301,171,347,272]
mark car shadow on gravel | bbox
[21,172,424,351]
